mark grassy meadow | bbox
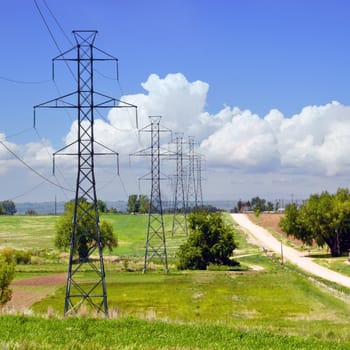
[1,213,350,348]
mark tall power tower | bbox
[35,30,136,317]
[171,132,188,236]
[186,136,197,210]
[195,155,204,207]
[132,116,170,273]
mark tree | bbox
[279,188,350,257]
[54,200,117,259]
[266,201,274,212]
[177,210,238,270]
[0,200,16,215]
[97,200,108,213]
[0,255,15,306]
[25,209,38,216]
[127,194,150,214]
[138,194,150,214]
[127,194,139,213]
[251,197,266,212]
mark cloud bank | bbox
[84,73,350,178]
[2,72,350,201]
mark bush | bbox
[177,210,238,270]
[0,255,15,306]
[14,250,31,265]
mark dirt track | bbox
[232,213,350,289]
[7,273,66,311]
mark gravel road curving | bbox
[231,213,350,289]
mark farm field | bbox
[1,213,350,348]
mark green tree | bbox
[127,194,139,213]
[54,200,117,259]
[138,194,150,214]
[0,200,16,215]
[177,210,238,270]
[251,196,266,212]
[266,201,274,212]
[97,199,108,213]
[279,188,350,257]
[0,255,15,306]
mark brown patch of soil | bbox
[6,273,66,311]
[11,273,66,286]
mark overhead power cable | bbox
[0,128,33,141]
[42,0,73,46]
[0,76,51,85]
[0,141,73,193]
[33,0,76,82]
[9,180,47,201]
[33,0,62,54]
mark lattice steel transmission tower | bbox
[171,132,188,236]
[131,116,170,273]
[195,155,204,207]
[186,136,197,210]
[34,30,137,317]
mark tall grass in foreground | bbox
[0,315,348,350]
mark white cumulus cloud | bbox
[69,73,350,178]
[201,101,350,176]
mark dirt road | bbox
[231,213,350,289]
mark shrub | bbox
[0,255,15,306]
[177,210,238,270]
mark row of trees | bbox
[279,188,350,257]
[127,194,150,214]
[233,197,276,214]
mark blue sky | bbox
[1,0,350,203]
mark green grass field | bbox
[0,315,347,350]
[2,213,350,348]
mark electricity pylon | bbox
[34,30,137,317]
[186,136,197,210]
[131,116,171,273]
[195,154,204,207]
[171,132,188,236]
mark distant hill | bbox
[14,200,236,215]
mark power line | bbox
[33,0,77,82]
[9,180,47,201]
[0,76,51,85]
[42,0,73,46]
[33,0,62,54]
[0,141,73,193]
[0,128,33,141]
[33,127,72,200]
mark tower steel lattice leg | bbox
[171,133,187,236]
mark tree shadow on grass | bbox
[307,253,349,259]
[307,253,333,259]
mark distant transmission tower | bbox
[171,132,188,236]
[186,136,197,210]
[131,116,170,273]
[34,30,137,317]
[195,155,204,207]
